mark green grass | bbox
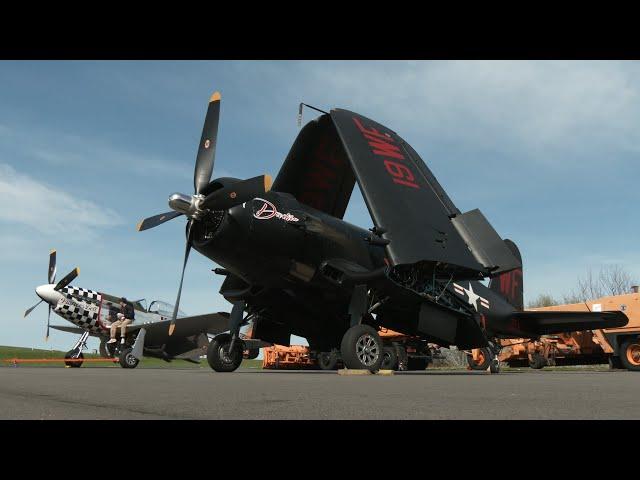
[0,345,263,369]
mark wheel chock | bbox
[337,369,394,375]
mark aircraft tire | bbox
[529,353,546,370]
[119,348,140,369]
[619,338,640,371]
[467,348,491,370]
[407,357,429,371]
[207,333,243,372]
[381,346,398,370]
[340,324,383,372]
[64,350,83,368]
[318,351,339,370]
[245,349,260,360]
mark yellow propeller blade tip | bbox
[168,323,176,336]
[136,220,144,231]
[75,267,80,276]
[210,91,221,102]
[264,174,273,192]
[50,249,56,255]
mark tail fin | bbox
[488,239,523,311]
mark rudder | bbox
[488,239,523,311]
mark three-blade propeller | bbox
[136,91,271,335]
[24,250,80,341]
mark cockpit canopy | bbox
[147,300,186,319]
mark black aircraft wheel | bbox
[407,357,429,371]
[207,333,243,372]
[529,353,547,370]
[245,349,260,360]
[467,348,491,371]
[64,350,83,368]
[118,348,140,369]
[609,355,624,370]
[620,338,640,371]
[381,346,398,370]
[318,351,339,370]
[340,325,383,371]
[489,358,501,374]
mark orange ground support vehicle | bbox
[494,289,640,371]
[261,328,442,371]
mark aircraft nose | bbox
[35,284,58,304]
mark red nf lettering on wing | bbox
[353,117,419,189]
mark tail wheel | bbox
[620,338,640,371]
[467,348,491,370]
[64,350,83,368]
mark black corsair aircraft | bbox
[138,92,628,372]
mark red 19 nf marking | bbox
[353,117,419,189]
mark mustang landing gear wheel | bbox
[381,346,398,370]
[318,351,339,370]
[64,350,83,368]
[208,333,243,372]
[467,348,491,370]
[620,338,640,371]
[340,324,383,371]
[119,348,139,369]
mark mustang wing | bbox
[127,312,230,344]
[50,325,100,336]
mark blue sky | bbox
[1,60,639,353]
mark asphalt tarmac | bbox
[1,367,638,419]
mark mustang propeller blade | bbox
[194,92,221,195]
[54,267,80,291]
[48,249,57,284]
[24,299,44,318]
[136,211,183,232]
[201,174,272,210]
[46,305,51,342]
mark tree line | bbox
[527,264,638,308]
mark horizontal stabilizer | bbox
[451,209,521,275]
[511,310,628,336]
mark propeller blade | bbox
[168,221,193,336]
[136,211,183,232]
[48,249,57,284]
[54,267,80,291]
[46,305,51,342]
[194,91,221,195]
[201,174,272,211]
[24,299,43,318]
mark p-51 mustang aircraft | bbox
[23,250,244,368]
[137,92,628,373]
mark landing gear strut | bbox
[65,332,90,367]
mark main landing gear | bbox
[207,333,244,372]
[65,331,90,367]
[340,324,384,371]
